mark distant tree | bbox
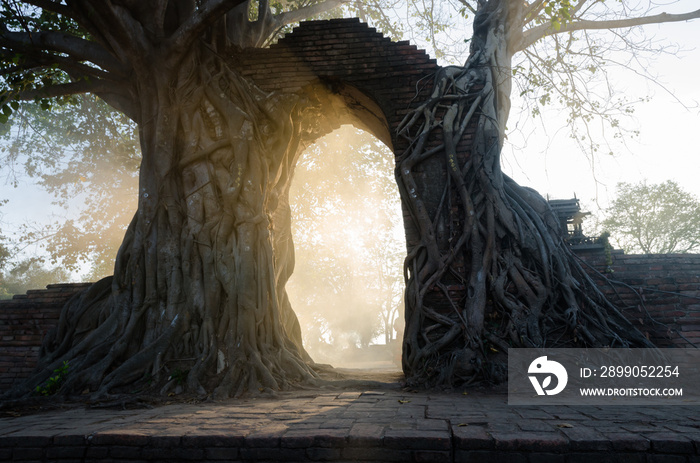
[0,257,71,298]
[602,181,700,254]
[0,225,11,299]
[0,214,71,298]
[1,95,139,279]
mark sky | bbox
[500,3,700,217]
[1,1,700,273]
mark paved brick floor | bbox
[1,386,699,462]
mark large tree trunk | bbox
[7,46,317,400]
[398,1,651,387]
[3,3,657,400]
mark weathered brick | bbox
[306,446,342,461]
[108,445,143,459]
[342,446,412,461]
[46,446,86,459]
[12,447,45,460]
[205,447,240,460]
[92,431,149,447]
[490,431,568,453]
[558,425,612,451]
[605,432,650,452]
[455,449,527,463]
[644,432,695,454]
[383,429,451,450]
[240,447,306,461]
[347,423,384,447]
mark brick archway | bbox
[237,18,439,153]
[237,17,447,283]
[3,19,700,393]
[236,19,443,353]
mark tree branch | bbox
[0,48,116,86]
[0,27,127,75]
[11,79,112,100]
[258,0,270,23]
[62,0,149,65]
[7,77,137,120]
[167,0,247,54]
[518,8,700,52]
[456,0,477,16]
[275,0,350,28]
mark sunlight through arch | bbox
[286,125,405,370]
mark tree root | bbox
[397,3,651,388]
[2,49,322,402]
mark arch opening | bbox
[286,125,404,371]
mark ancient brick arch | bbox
[3,21,700,390]
[236,18,456,269]
[236,18,439,152]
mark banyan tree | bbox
[1,0,698,400]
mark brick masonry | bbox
[0,283,90,392]
[577,249,700,348]
[1,388,700,462]
[2,251,699,392]
[235,18,449,258]
[235,17,439,153]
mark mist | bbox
[286,125,405,371]
[2,98,407,369]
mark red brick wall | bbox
[0,283,89,392]
[1,253,699,391]
[578,249,700,347]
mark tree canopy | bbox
[2,95,139,278]
[2,1,698,121]
[2,1,699,277]
[601,180,700,254]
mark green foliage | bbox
[168,368,189,386]
[0,3,88,123]
[601,181,700,254]
[0,224,11,300]
[0,0,696,318]
[511,0,678,160]
[0,257,71,299]
[0,196,70,297]
[35,361,69,396]
[1,95,139,278]
[542,0,574,31]
[343,1,470,64]
[594,231,614,271]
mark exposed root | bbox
[397,3,651,388]
[3,48,320,402]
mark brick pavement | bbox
[1,386,700,462]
